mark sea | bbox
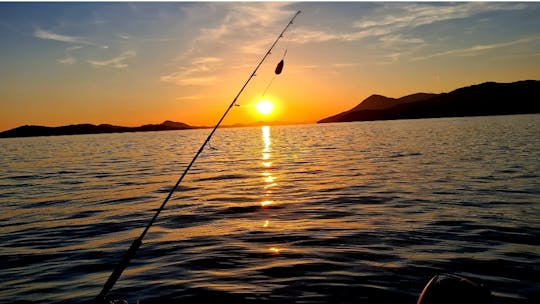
[0,114,539,304]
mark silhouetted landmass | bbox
[0,119,308,139]
[318,80,540,123]
[0,120,200,138]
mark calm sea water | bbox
[0,115,539,304]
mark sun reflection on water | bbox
[261,126,276,231]
[261,126,275,202]
[259,126,287,255]
[262,125,271,152]
[269,247,281,255]
[261,200,273,207]
[263,176,275,183]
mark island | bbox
[318,80,540,123]
[0,120,201,138]
[0,119,306,139]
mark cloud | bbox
[87,51,136,69]
[166,2,530,86]
[34,29,92,45]
[413,36,540,61]
[192,57,222,65]
[176,94,209,101]
[161,56,223,86]
[184,57,222,75]
[180,2,296,57]
[161,74,217,86]
[117,33,131,40]
[58,56,76,65]
[288,29,342,44]
[163,3,295,87]
[179,76,217,86]
[240,37,275,55]
[353,3,528,33]
[66,45,83,51]
[34,28,109,49]
[285,2,531,67]
[195,2,293,43]
[291,2,529,45]
[331,62,363,68]
[379,35,425,48]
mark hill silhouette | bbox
[0,120,199,138]
[318,80,540,123]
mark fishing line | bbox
[261,17,295,99]
[241,48,289,103]
[261,75,277,98]
[95,10,301,303]
[261,50,287,98]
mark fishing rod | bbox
[95,10,301,303]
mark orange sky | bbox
[1,2,539,131]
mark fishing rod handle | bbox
[95,237,143,303]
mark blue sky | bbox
[1,2,539,130]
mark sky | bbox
[1,2,539,131]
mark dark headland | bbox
[318,80,540,123]
[0,120,200,138]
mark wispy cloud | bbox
[291,2,529,45]
[175,94,209,101]
[285,2,531,67]
[34,28,92,45]
[288,29,342,44]
[34,28,112,50]
[162,2,531,87]
[58,56,76,65]
[161,56,222,86]
[352,3,484,32]
[355,2,528,31]
[331,62,363,68]
[87,51,136,69]
[117,33,131,40]
[66,45,83,51]
[196,2,293,43]
[192,57,222,65]
[161,74,217,86]
[379,35,425,48]
[163,3,294,87]
[413,36,540,61]
[184,57,222,75]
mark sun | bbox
[255,99,274,115]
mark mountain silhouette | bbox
[318,80,540,123]
[0,120,197,138]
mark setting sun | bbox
[255,100,274,115]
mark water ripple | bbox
[0,116,539,303]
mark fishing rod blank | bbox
[95,10,301,303]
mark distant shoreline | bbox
[3,113,539,139]
[0,120,307,139]
[4,80,539,138]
